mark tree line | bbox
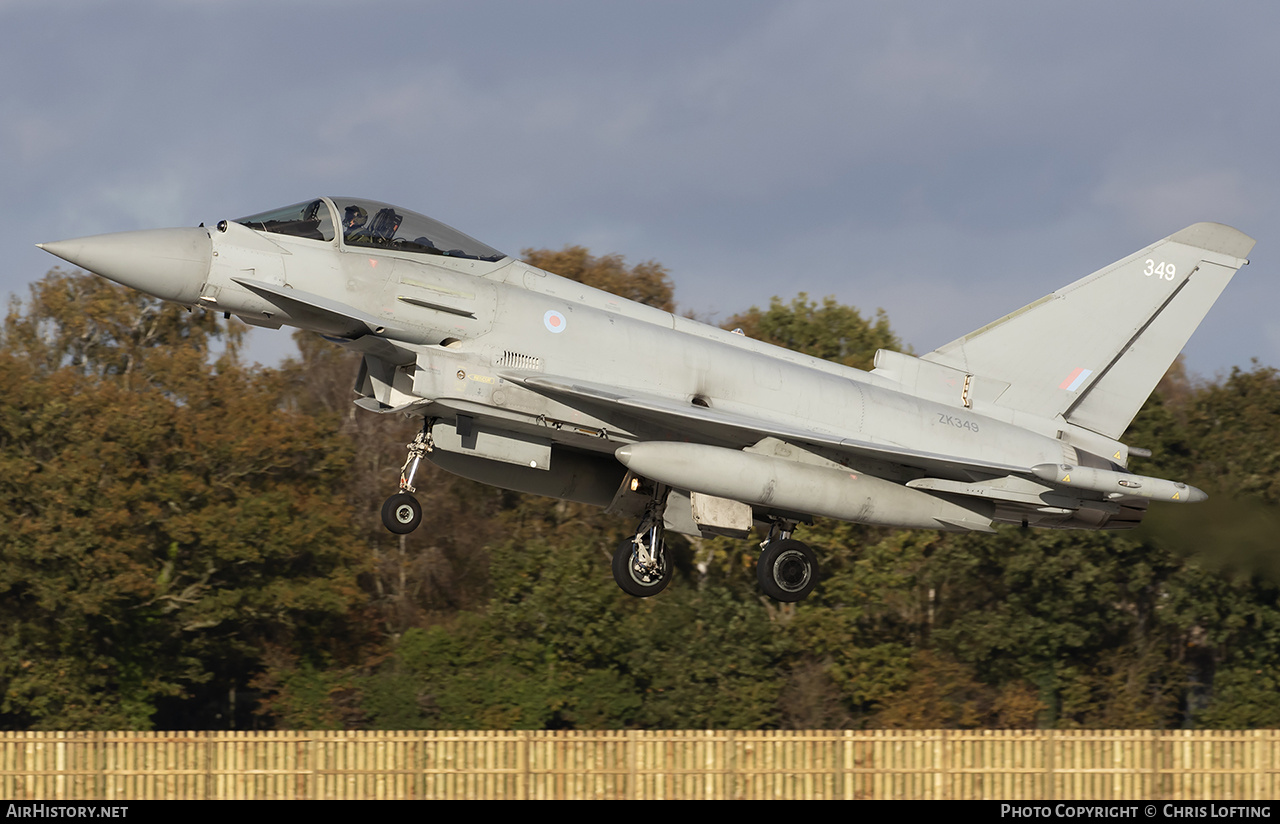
[2,248,1278,731]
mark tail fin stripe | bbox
[1059,368,1093,392]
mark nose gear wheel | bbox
[612,486,671,597]
[612,534,671,597]
[382,492,422,534]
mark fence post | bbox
[627,729,638,800]
[517,729,528,801]
[1045,728,1055,801]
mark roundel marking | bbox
[544,310,567,333]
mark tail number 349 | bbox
[1144,259,1176,280]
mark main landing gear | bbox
[608,491,820,602]
[381,425,429,535]
[756,520,818,602]
[612,494,672,597]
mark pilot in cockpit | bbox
[342,204,368,234]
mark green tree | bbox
[1185,363,1280,504]
[725,293,903,370]
[359,532,643,730]
[279,334,502,631]
[360,532,787,730]
[522,246,676,312]
[0,272,368,730]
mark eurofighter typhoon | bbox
[39,198,1255,601]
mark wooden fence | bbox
[1,729,1277,800]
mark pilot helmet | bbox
[343,204,368,230]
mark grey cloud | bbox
[4,1,1278,377]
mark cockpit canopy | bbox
[235,197,507,262]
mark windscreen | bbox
[235,199,335,242]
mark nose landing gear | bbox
[381,423,430,535]
[612,489,671,597]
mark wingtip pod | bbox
[1031,463,1208,503]
[1170,222,1256,262]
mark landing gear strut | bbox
[381,422,430,535]
[757,520,818,602]
[612,490,671,597]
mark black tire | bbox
[381,492,422,534]
[757,539,818,602]
[612,538,671,597]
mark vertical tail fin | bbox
[921,223,1255,438]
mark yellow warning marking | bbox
[1062,474,1071,483]
[1172,492,1180,500]
[1114,450,1123,460]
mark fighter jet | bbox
[39,198,1255,602]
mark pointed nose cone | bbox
[38,227,211,305]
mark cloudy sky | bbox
[3,0,1277,379]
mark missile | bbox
[1030,463,1207,503]
[615,441,995,532]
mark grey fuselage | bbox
[200,208,1111,532]
[48,196,1233,535]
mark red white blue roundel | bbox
[543,310,567,333]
